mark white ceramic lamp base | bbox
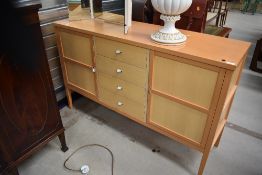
[151,15,186,44]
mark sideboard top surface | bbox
[54,19,251,70]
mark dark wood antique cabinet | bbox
[0,1,68,175]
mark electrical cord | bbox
[64,144,114,175]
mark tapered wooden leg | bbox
[214,128,224,147]
[198,150,211,175]
[58,132,68,152]
[65,88,73,109]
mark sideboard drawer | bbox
[150,94,207,143]
[152,55,218,109]
[95,37,149,69]
[97,72,147,104]
[96,55,147,87]
[65,62,96,95]
[98,88,146,122]
[60,31,93,65]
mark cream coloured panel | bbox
[65,62,96,95]
[150,94,207,143]
[95,37,149,69]
[96,55,147,87]
[97,72,146,104]
[98,87,146,122]
[60,32,93,65]
[153,55,218,109]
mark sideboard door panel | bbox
[152,55,218,109]
[60,31,93,65]
[150,94,207,143]
[65,62,96,95]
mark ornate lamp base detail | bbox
[151,31,186,44]
[151,14,187,44]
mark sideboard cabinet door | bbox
[149,53,220,144]
[60,31,93,65]
[65,62,96,95]
[150,94,207,143]
[58,30,96,96]
[152,55,218,109]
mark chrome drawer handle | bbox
[116,85,123,90]
[92,67,96,73]
[117,101,123,106]
[115,49,122,54]
[116,68,122,73]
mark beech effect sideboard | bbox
[54,19,250,175]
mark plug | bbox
[80,165,90,174]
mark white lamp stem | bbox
[159,15,180,34]
[151,14,187,44]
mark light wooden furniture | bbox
[55,19,250,175]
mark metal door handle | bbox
[116,86,123,90]
[115,50,122,54]
[116,68,122,73]
[117,101,123,106]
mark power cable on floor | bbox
[64,144,114,175]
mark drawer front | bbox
[150,94,207,143]
[96,55,147,87]
[98,88,146,122]
[97,72,147,104]
[152,55,218,109]
[60,31,93,65]
[95,37,149,69]
[65,62,96,95]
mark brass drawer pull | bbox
[116,68,122,73]
[117,101,123,106]
[115,49,122,54]
[116,85,123,90]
